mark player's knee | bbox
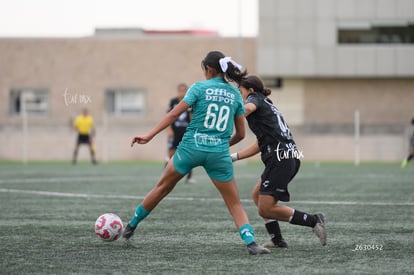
[258,207,271,219]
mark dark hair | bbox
[201,51,247,84]
[240,75,272,96]
[177,82,188,90]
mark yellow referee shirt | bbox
[74,115,94,135]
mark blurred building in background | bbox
[258,0,414,162]
[0,0,413,162]
[0,31,256,162]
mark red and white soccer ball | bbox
[95,213,124,241]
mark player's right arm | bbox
[131,101,190,146]
[231,140,260,161]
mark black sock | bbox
[265,220,283,242]
[408,154,413,161]
[289,210,317,228]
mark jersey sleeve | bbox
[234,91,246,116]
[182,83,199,106]
[245,93,260,107]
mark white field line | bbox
[1,188,413,206]
[0,173,402,185]
[0,176,158,184]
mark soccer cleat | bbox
[122,224,136,240]
[247,242,271,255]
[312,213,327,246]
[263,238,288,248]
[401,159,408,168]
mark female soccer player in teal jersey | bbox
[123,51,270,255]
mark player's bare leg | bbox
[212,178,270,255]
[251,180,287,248]
[258,193,327,246]
[123,158,184,242]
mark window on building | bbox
[338,21,414,44]
[263,77,283,89]
[105,88,146,116]
[9,88,49,116]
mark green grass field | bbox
[0,161,413,274]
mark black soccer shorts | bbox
[259,155,300,202]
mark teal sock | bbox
[239,224,255,245]
[129,204,151,228]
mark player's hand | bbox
[131,135,152,146]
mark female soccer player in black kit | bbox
[231,75,327,248]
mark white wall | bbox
[258,0,414,77]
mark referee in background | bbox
[72,108,97,164]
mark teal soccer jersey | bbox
[179,77,245,152]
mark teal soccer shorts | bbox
[173,146,234,182]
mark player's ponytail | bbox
[202,51,247,84]
[222,60,248,85]
[240,75,272,96]
[263,88,272,96]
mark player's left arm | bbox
[229,114,246,146]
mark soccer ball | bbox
[95,213,124,241]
